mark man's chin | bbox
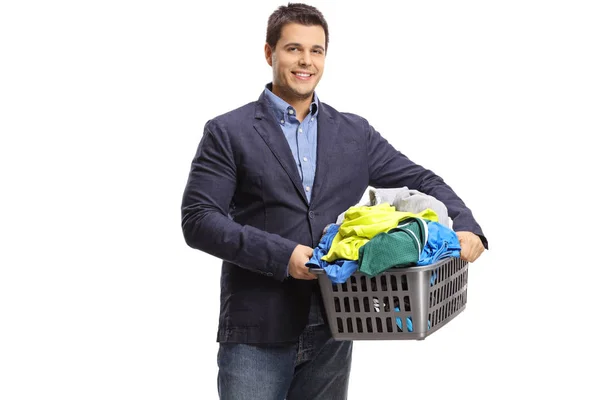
[291,87,315,100]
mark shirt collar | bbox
[263,83,319,123]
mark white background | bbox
[1,0,599,399]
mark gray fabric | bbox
[369,187,450,227]
[336,186,450,227]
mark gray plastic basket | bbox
[310,258,468,340]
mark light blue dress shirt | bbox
[264,87,319,203]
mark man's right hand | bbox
[288,244,317,280]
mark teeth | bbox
[295,73,310,77]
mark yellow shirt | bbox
[321,204,438,262]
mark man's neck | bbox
[271,86,313,122]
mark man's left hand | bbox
[455,231,485,263]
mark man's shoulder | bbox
[208,101,257,126]
[319,101,369,126]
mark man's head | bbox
[265,3,329,105]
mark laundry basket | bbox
[309,258,468,340]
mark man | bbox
[181,3,487,399]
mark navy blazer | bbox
[181,89,486,344]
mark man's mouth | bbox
[292,72,314,80]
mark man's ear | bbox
[264,43,273,66]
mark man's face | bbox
[265,23,326,102]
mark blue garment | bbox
[394,307,413,332]
[264,88,319,202]
[306,224,359,283]
[418,221,461,266]
[394,307,431,332]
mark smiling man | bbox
[181,3,487,399]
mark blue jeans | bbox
[217,293,353,399]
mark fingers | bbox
[303,266,318,280]
[457,231,485,263]
[460,241,485,262]
[460,246,484,262]
[290,265,317,280]
[288,244,317,280]
[301,245,314,258]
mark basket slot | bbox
[404,295,411,312]
[343,297,351,312]
[350,276,358,292]
[357,318,364,333]
[363,297,371,312]
[401,274,408,291]
[334,297,341,312]
[353,297,361,313]
[360,276,368,292]
[386,317,394,332]
[380,276,388,291]
[370,278,378,291]
[383,296,390,312]
[372,297,380,312]
[376,317,383,333]
[442,263,447,282]
[430,270,438,286]
[391,275,398,291]
[336,317,343,332]
[346,318,354,333]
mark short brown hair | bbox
[266,3,329,50]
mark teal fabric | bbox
[358,218,427,277]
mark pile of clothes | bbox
[306,187,461,284]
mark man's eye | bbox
[312,49,323,55]
[288,47,298,51]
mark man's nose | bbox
[298,50,312,66]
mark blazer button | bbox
[309,211,315,219]
[266,272,273,277]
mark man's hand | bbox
[456,231,485,263]
[288,244,317,280]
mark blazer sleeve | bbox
[366,121,488,249]
[181,120,298,280]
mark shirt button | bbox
[298,128,303,133]
[280,120,284,124]
[311,117,314,121]
[288,109,294,115]
[305,186,310,192]
[303,157,308,162]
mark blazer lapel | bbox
[312,102,339,205]
[253,93,308,205]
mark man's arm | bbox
[365,121,488,257]
[181,120,300,281]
